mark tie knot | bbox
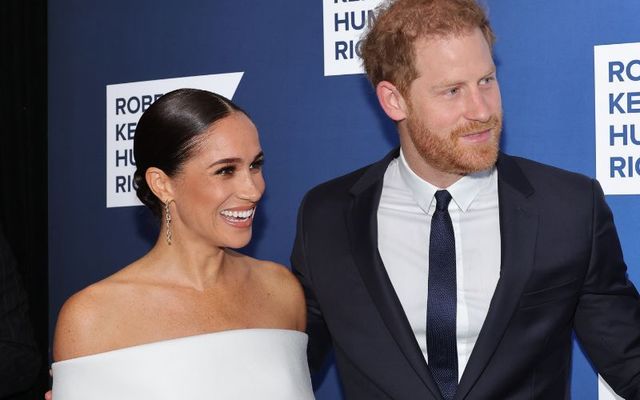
[434,190,452,211]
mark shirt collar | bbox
[397,149,496,214]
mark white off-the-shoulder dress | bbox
[52,328,314,399]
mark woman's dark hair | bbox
[133,88,245,217]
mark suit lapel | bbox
[455,153,539,399]
[347,149,442,398]
[346,151,538,398]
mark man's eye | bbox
[481,76,495,85]
[215,166,235,175]
[446,87,459,96]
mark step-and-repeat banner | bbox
[49,1,640,398]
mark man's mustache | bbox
[452,115,501,138]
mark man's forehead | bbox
[410,31,496,85]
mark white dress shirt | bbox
[377,150,501,380]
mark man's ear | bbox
[146,167,175,204]
[376,81,409,122]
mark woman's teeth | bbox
[220,208,255,220]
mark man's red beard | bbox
[407,111,502,175]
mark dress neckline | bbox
[53,328,307,365]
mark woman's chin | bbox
[221,234,253,250]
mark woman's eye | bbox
[250,158,264,170]
[215,166,235,175]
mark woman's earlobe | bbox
[145,167,173,202]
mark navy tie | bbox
[427,190,458,400]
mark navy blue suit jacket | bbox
[292,149,640,399]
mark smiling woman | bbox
[140,107,266,251]
[50,89,314,400]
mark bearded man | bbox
[291,0,640,399]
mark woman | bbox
[51,89,314,399]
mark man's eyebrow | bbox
[431,67,497,90]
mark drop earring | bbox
[165,199,173,245]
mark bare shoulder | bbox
[53,276,130,361]
[226,250,301,294]
[239,255,306,331]
[253,259,304,298]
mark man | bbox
[0,223,40,398]
[291,0,640,399]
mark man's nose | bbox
[464,89,492,122]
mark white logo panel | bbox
[106,72,244,208]
[323,0,385,76]
[594,42,640,194]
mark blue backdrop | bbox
[48,1,640,398]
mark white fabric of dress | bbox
[52,328,315,400]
